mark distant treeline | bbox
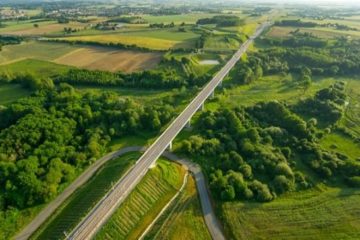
[0,35,23,50]
[196,15,245,27]
[42,38,164,52]
[275,19,357,31]
[107,16,147,24]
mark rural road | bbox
[67,22,270,240]
[162,151,226,240]
[15,146,146,240]
[15,22,270,240]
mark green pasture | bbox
[221,185,360,240]
[0,84,31,105]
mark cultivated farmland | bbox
[95,160,186,240]
[54,47,162,73]
[53,28,199,50]
[0,41,162,73]
[0,20,88,36]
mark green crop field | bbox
[144,175,211,240]
[220,185,360,240]
[0,41,78,65]
[0,84,31,105]
[32,152,140,240]
[95,160,186,240]
[0,20,55,34]
[55,28,198,50]
[0,59,72,78]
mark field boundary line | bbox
[53,48,85,62]
[0,57,28,66]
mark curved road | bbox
[163,151,225,240]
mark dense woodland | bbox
[0,84,175,212]
[178,84,360,202]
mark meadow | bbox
[0,84,31,105]
[206,74,341,111]
[0,41,77,65]
[32,152,141,240]
[340,79,360,138]
[144,175,211,240]
[0,59,72,78]
[220,185,360,240]
[95,160,186,240]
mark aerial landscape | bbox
[0,0,359,239]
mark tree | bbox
[273,175,294,193]
[221,185,235,201]
[250,180,273,202]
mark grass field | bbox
[144,175,211,240]
[0,59,72,78]
[32,152,140,240]
[95,160,186,240]
[0,41,77,65]
[207,75,338,111]
[0,83,31,105]
[321,132,360,160]
[341,80,360,138]
[267,26,360,39]
[204,35,242,50]
[220,185,360,240]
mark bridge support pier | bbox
[219,80,223,88]
[198,103,205,112]
[185,119,191,128]
[210,91,215,99]
[167,141,173,152]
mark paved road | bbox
[68,22,270,240]
[163,151,225,240]
[15,147,145,240]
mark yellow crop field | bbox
[56,35,182,50]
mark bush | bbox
[250,180,273,202]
